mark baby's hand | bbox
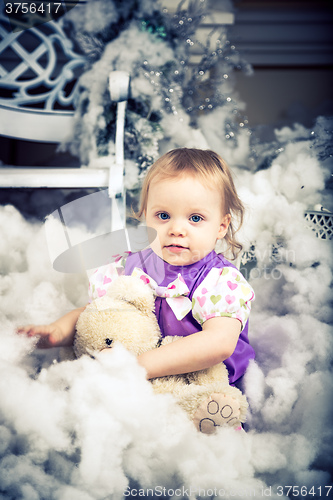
[16,324,68,348]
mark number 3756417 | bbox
[5,3,62,15]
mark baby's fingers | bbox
[16,325,55,348]
[16,325,35,336]
[16,325,48,337]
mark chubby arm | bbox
[136,316,241,379]
[17,305,87,348]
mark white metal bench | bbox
[0,8,129,230]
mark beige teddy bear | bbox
[75,275,248,434]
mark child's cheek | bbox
[149,235,163,258]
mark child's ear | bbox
[217,213,231,239]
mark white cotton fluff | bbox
[0,204,38,274]
[160,112,210,151]
[198,107,252,166]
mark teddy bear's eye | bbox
[105,338,113,346]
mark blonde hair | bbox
[136,148,244,259]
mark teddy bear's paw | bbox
[193,393,241,434]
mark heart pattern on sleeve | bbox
[191,266,255,330]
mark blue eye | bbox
[190,215,202,223]
[158,212,170,220]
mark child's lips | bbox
[165,244,188,253]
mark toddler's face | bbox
[145,174,230,266]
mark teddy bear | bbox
[74,275,248,434]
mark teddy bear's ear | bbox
[107,276,155,314]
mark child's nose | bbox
[169,220,186,236]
